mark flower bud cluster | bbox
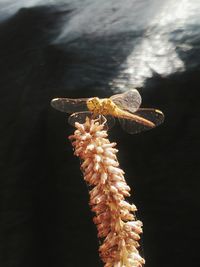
[69,118,145,267]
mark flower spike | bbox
[69,117,145,267]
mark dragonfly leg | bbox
[92,114,107,126]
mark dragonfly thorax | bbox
[87,97,117,115]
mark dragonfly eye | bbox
[87,98,96,111]
[87,97,100,112]
[93,97,100,106]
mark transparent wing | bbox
[118,108,164,134]
[110,89,142,113]
[51,98,88,113]
[68,111,115,130]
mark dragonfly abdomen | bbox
[114,107,155,128]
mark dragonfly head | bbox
[87,97,100,113]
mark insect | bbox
[51,89,164,134]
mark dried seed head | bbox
[69,117,145,267]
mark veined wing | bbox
[68,111,115,130]
[110,89,142,113]
[51,98,89,113]
[119,108,164,134]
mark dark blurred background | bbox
[0,1,200,267]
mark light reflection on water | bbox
[0,0,200,91]
[55,0,200,90]
[108,0,200,90]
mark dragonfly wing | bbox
[110,89,142,113]
[119,108,164,134]
[51,98,88,113]
[68,112,115,130]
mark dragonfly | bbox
[51,89,164,134]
